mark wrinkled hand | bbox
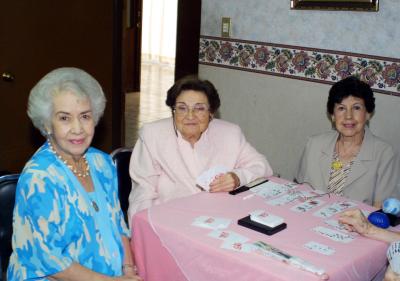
[338,208,372,236]
[114,275,142,281]
[116,266,142,281]
[209,172,240,192]
[384,266,400,281]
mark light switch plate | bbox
[221,17,231,37]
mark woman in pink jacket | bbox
[128,77,272,221]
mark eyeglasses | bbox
[173,102,210,116]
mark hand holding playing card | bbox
[209,172,240,193]
[387,241,400,275]
[196,166,229,191]
[338,208,373,236]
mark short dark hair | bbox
[165,76,221,113]
[327,76,375,115]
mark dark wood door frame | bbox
[122,0,202,90]
[174,0,202,81]
[113,0,124,149]
[123,0,142,93]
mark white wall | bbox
[201,0,400,58]
[199,0,400,180]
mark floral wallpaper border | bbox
[199,36,400,96]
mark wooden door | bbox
[123,0,142,92]
[123,0,202,89]
[0,0,123,173]
[174,0,202,81]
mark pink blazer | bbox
[128,118,272,222]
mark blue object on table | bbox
[368,211,390,229]
[383,198,400,217]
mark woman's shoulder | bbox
[365,128,397,156]
[21,144,57,173]
[87,146,112,160]
[209,119,241,134]
[140,117,174,137]
[86,147,115,172]
[306,130,337,143]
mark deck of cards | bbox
[196,165,229,191]
[250,210,284,228]
[387,241,400,274]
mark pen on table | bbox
[243,194,255,200]
[254,241,328,279]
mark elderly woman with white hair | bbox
[7,68,141,281]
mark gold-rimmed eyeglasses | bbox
[173,102,210,116]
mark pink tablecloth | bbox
[131,178,390,281]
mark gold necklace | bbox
[331,157,343,170]
[331,141,343,170]
[332,139,361,171]
[48,141,90,178]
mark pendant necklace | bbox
[331,142,343,171]
[331,155,343,170]
[92,200,99,212]
[331,139,360,171]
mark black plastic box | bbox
[238,215,287,236]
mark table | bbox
[131,177,391,281]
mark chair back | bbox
[111,147,133,225]
[0,174,19,279]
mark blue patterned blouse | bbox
[7,142,129,280]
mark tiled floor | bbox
[125,62,174,147]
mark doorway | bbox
[123,0,202,147]
[124,0,177,147]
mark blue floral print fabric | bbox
[7,142,129,280]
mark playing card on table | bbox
[220,240,257,253]
[196,165,229,191]
[267,190,314,206]
[291,199,325,213]
[191,216,231,229]
[304,241,335,256]
[313,226,354,243]
[333,201,358,211]
[251,181,291,199]
[207,230,249,243]
[324,219,356,235]
[313,201,358,218]
[267,193,299,206]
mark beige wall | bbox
[199,65,400,180]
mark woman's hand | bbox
[384,266,400,281]
[115,266,142,281]
[115,276,142,281]
[122,265,141,280]
[209,172,240,192]
[338,209,372,236]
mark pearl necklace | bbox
[48,141,90,178]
